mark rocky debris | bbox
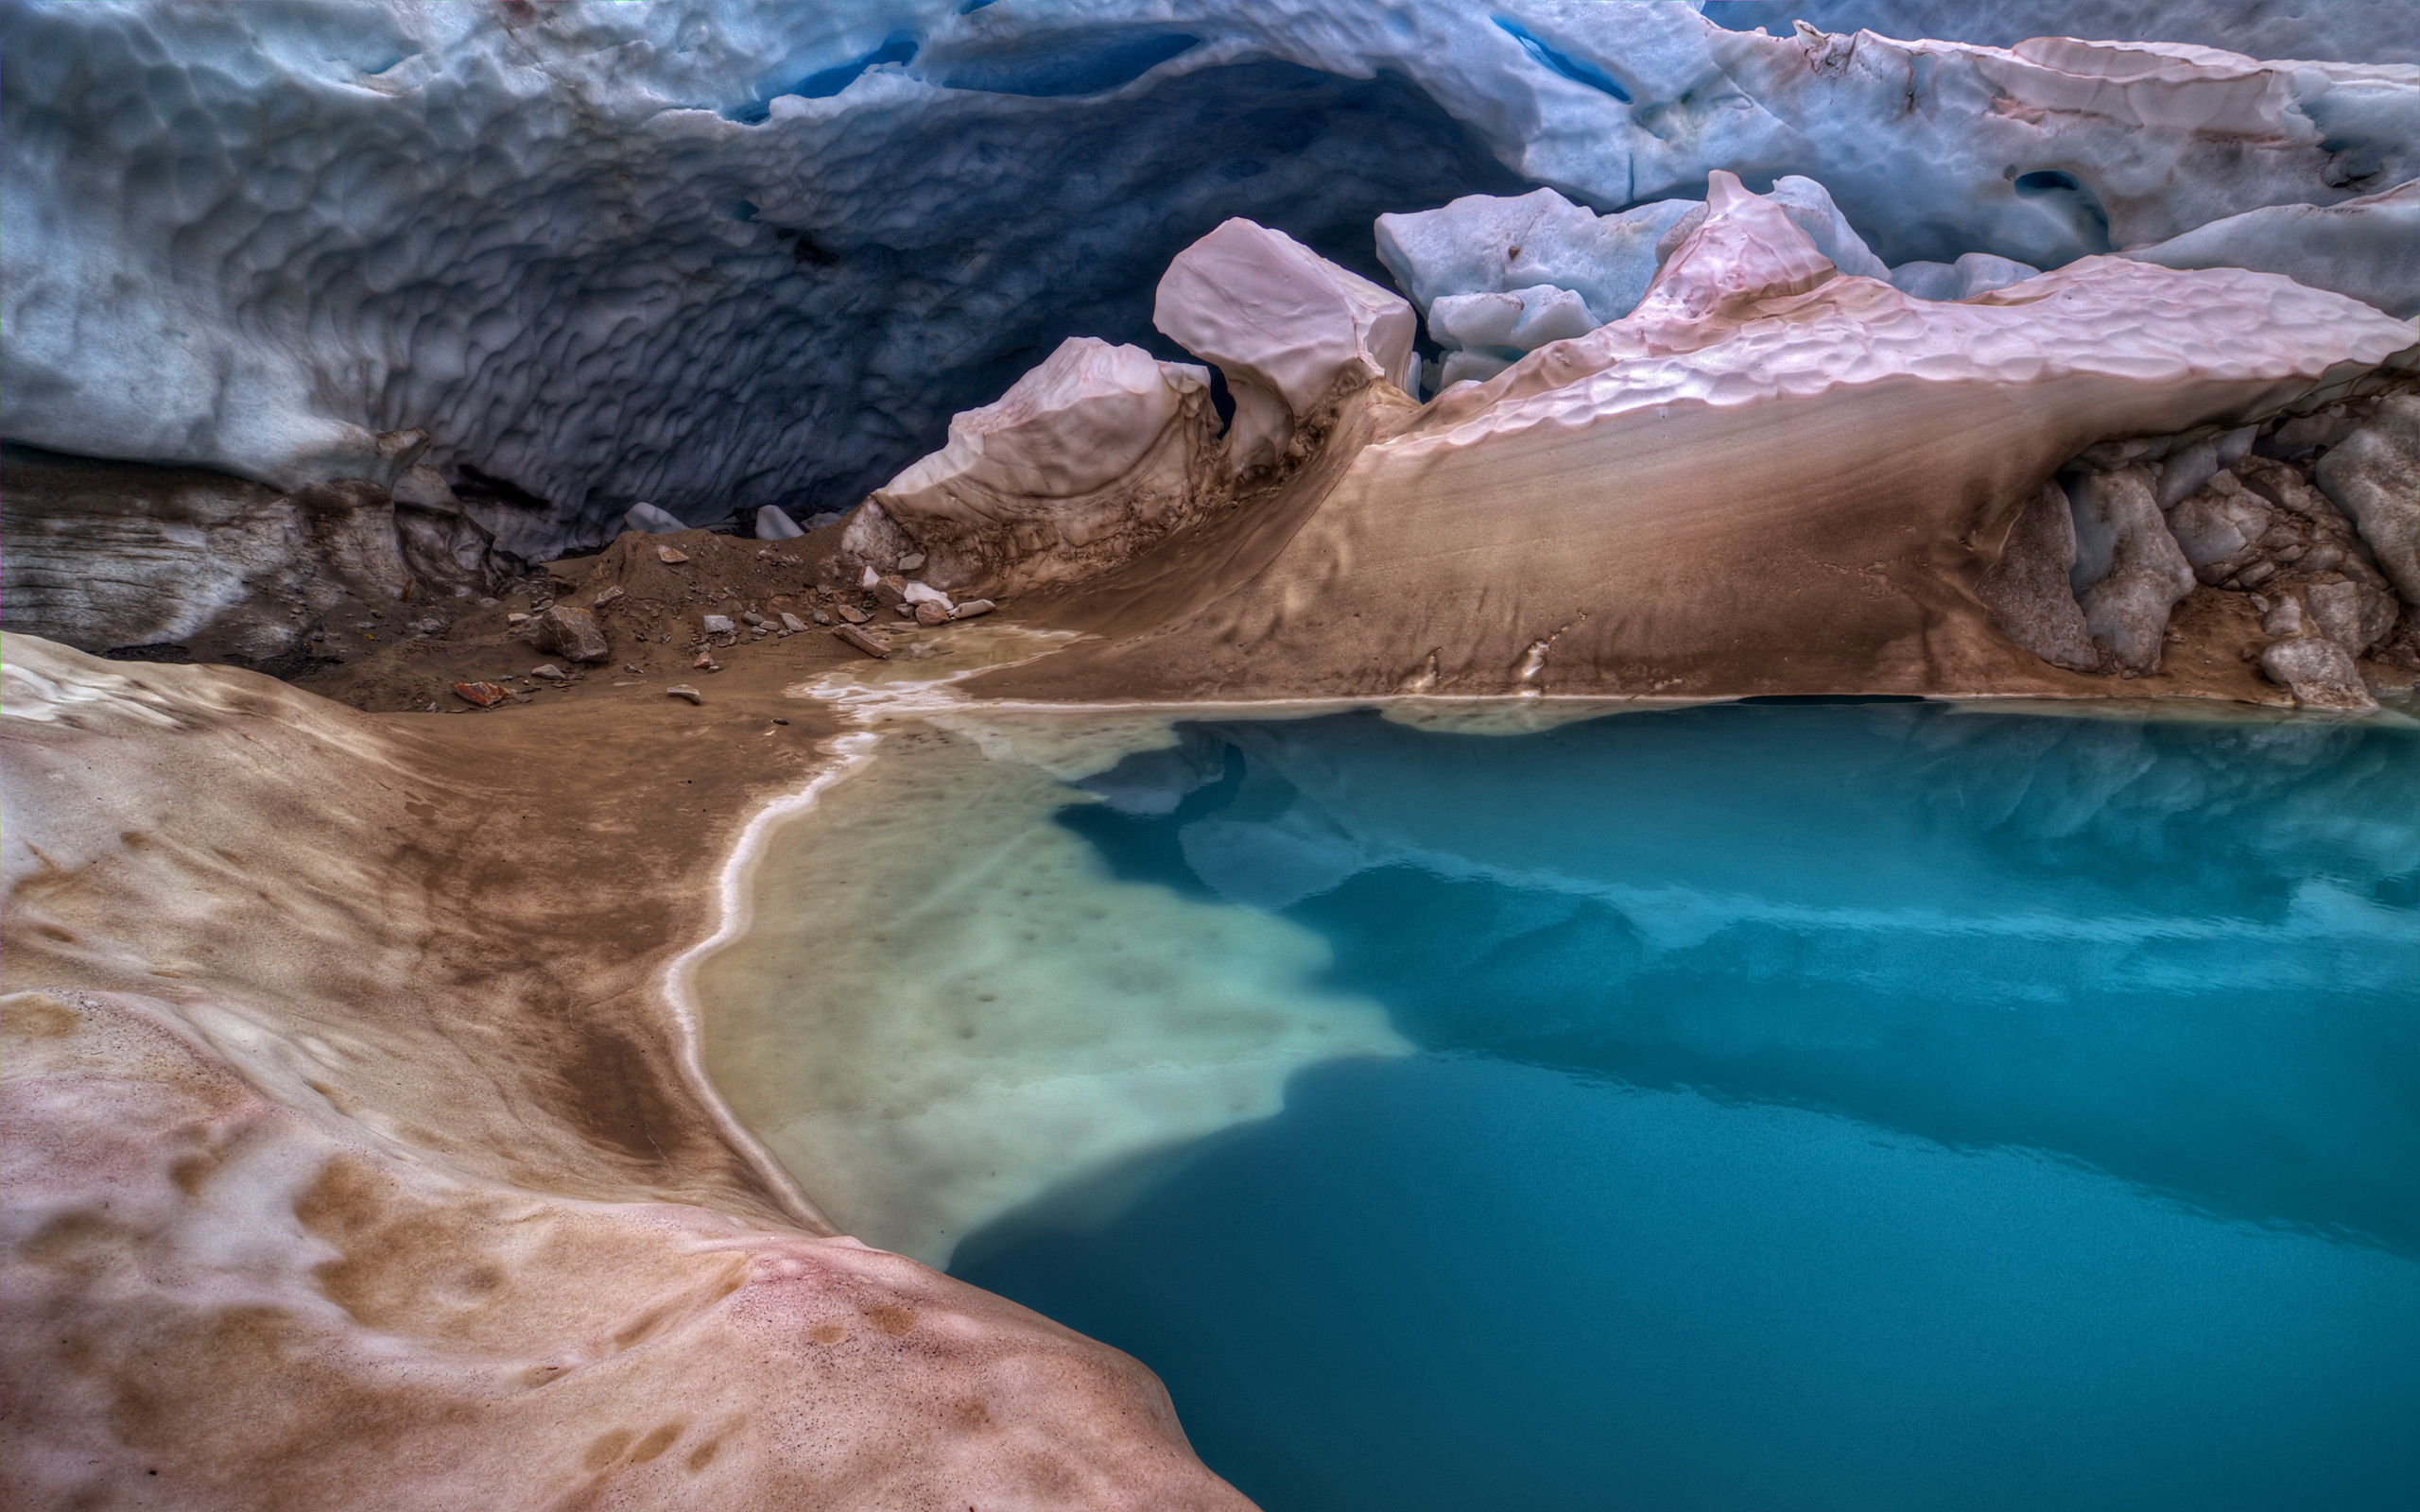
[836,604,871,625]
[0,445,413,664]
[700,613,735,635]
[2259,596,2304,637]
[506,611,530,625]
[914,600,952,626]
[952,598,997,620]
[451,679,510,708]
[627,502,684,533]
[739,610,765,627]
[1976,481,2100,671]
[832,624,890,659]
[590,584,624,610]
[665,682,703,704]
[692,650,720,672]
[530,663,566,683]
[2258,637,2377,711]
[779,611,808,632]
[755,505,804,540]
[899,552,926,571]
[656,544,689,564]
[2066,466,2197,675]
[868,575,909,608]
[531,604,609,663]
[2315,392,2420,605]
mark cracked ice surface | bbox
[2,0,2411,555]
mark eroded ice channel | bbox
[699,699,2418,1509]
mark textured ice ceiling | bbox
[2,0,2411,553]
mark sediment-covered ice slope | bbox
[4,0,2409,552]
[0,634,1250,1509]
[987,176,2411,703]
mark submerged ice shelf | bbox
[911,698,2413,1511]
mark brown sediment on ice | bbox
[0,633,1251,1511]
[948,185,2414,709]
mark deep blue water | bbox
[952,702,2420,1511]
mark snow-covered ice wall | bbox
[4,0,2412,554]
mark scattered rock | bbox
[1975,481,2098,671]
[591,584,624,610]
[700,614,735,635]
[739,610,766,627]
[507,611,530,625]
[951,598,996,620]
[836,604,870,625]
[894,604,918,618]
[693,650,720,672]
[2261,598,2304,637]
[772,716,789,725]
[832,624,890,659]
[811,609,833,626]
[2258,636,2377,711]
[871,576,909,608]
[531,604,611,663]
[779,611,808,632]
[899,552,926,571]
[657,544,690,564]
[530,663,566,682]
[451,680,510,708]
[666,683,703,704]
[914,600,952,626]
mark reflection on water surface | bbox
[950,701,2418,1512]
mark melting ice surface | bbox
[934,700,2420,1511]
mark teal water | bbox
[951,702,2420,1511]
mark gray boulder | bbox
[2315,392,2420,605]
[1975,481,2099,670]
[2066,466,2196,675]
[2258,637,2377,712]
[532,605,610,663]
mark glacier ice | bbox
[2123,179,2420,319]
[5,0,2412,559]
[1153,218,1416,472]
[624,502,686,535]
[847,335,1217,593]
[978,177,2411,703]
[1376,188,1700,330]
[755,504,806,540]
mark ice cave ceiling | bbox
[3,0,2413,554]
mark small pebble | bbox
[666,683,704,704]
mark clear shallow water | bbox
[949,701,2420,1511]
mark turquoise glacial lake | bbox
[951,700,2420,1512]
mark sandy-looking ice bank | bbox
[0,632,1253,1510]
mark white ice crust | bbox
[1407,169,2412,462]
[4,1,2410,551]
[1153,218,1417,471]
